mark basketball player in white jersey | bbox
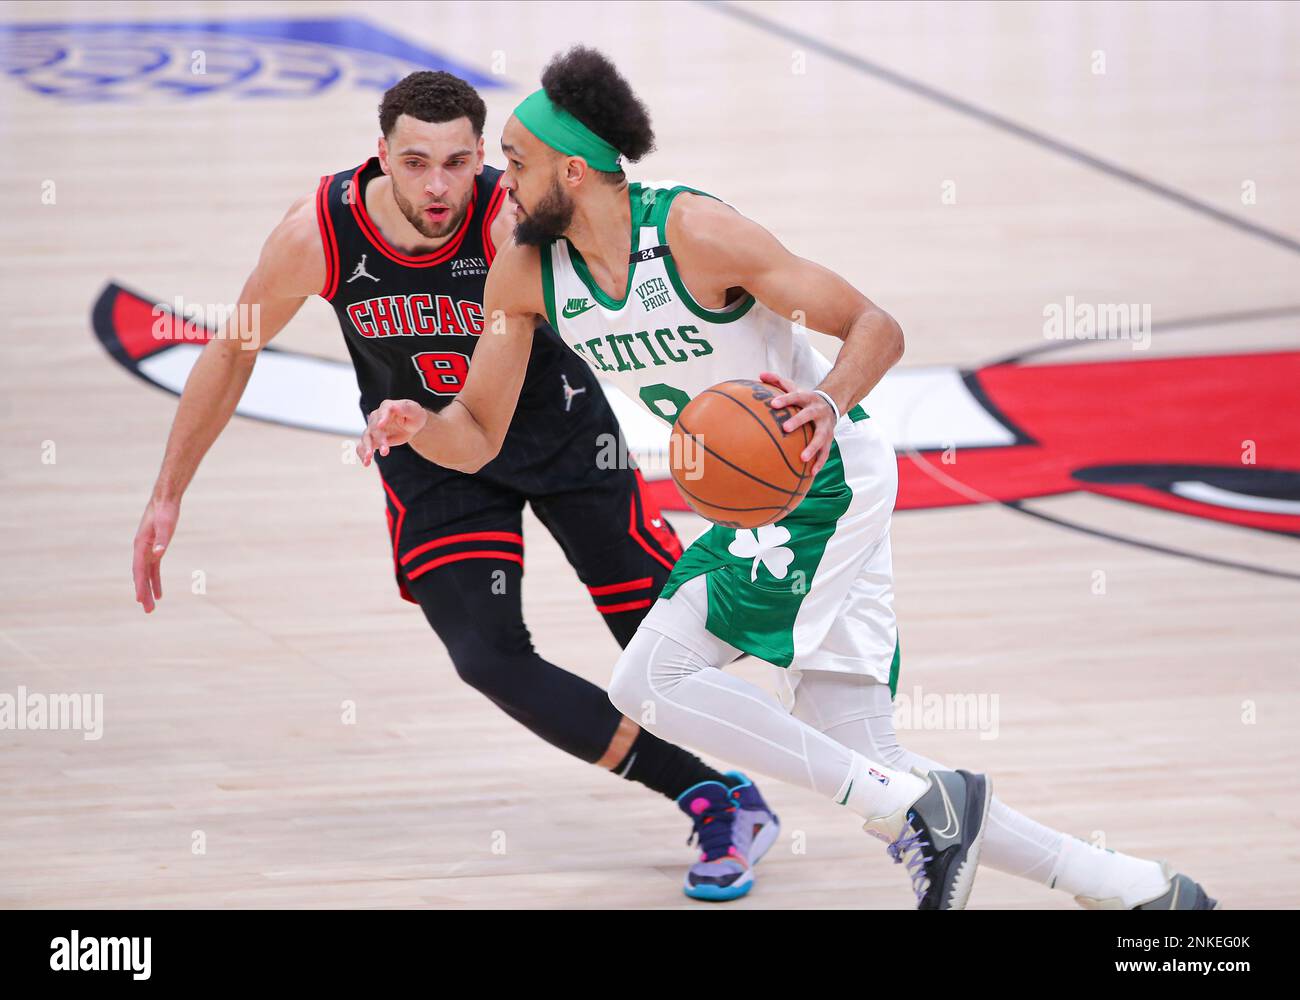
[358,48,1217,909]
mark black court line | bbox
[1005,500,1300,583]
[987,305,1300,582]
[990,302,1300,366]
[698,3,1300,581]
[701,0,1300,257]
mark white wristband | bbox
[812,389,841,425]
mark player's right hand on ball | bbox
[133,496,179,614]
[358,399,428,466]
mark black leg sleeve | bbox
[406,556,624,765]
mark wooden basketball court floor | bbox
[1,1,1297,908]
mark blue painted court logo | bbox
[0,18,503,101]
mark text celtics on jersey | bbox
[570,324,714,374]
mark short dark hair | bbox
[379,71,486,138]
[540,46,655,181]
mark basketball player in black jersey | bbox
[130,72,779,901]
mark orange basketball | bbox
[668,379,814,529]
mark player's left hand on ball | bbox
[357,399,428,466]
[758,371,835,475]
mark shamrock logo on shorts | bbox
[728,525,795,582]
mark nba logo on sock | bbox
[868,768,890,786]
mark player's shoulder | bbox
[490,233,542,274]
[485,236,545,314]
[258,188,327,296]
[668,186,735,221]
[663,187,751,258]
[267,187,321,243]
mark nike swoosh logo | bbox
[562,299,595,318]
[931,775,960,840]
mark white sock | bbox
[833,751,930,829]
[1049,836,1170,906]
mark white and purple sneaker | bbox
[677,771,780,901]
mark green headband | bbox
[512,89,622,172]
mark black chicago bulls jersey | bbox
[312,158,682,606]
[313,157,632,496]
[315,158,576,418]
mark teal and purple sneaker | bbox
[677,771,780,901]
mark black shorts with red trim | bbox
[373,387,682,616]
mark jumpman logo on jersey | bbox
[561,373,586,412]
[347,254,380,283]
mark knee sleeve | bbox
[609,628,668,719]
[790,669,923,770]
[609,627,718,724]
[442,624,535,700]
[406,560,537,701]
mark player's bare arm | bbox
[667,194,904,473]
[133,194,324,613]
[356,235,541,473]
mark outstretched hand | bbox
[133,496,179,614]
[357,399,429,466]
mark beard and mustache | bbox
[512,175,575,247]
[391,183,473,240]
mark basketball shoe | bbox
[1075,860,1220,909]
[677,771,780,901]
[864,766,992,910]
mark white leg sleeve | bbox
[608,578,928,820]
[789,669,1069,886]
[793,663,1174,903]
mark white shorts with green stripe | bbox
[648,411,902,695]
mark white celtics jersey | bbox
[540,181,898,683]
[538,180,833,428]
